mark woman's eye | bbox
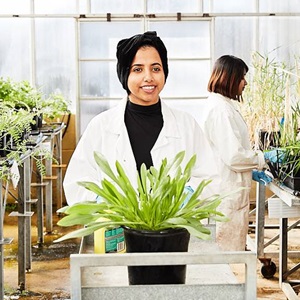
[153,67,161,72]
[133,67,142,72]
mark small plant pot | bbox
[281,171,300,192]
[279,163,300,192]
[30,113,43,132]
[123,227,190,285]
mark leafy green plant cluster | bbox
[0,76,69,179]
[0,77,70,122]
[56,151,228,243]
[276,102,300,178]
[242,52,289,149]
[0,77,42,111]
[41,93,71,121]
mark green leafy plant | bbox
[55,151,229,243]
[0,76,70,126]
[0,103,35,160]
[0,78,57,178]
[273,99,300,180]
[242,52,288,150]
[0,77,42,111]
[41,93,71,122]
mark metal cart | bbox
[248,181,300,299]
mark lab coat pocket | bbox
[220,180,251,211]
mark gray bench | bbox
[70,249,256,300]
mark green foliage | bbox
[276,102,300,178]
[0,77,42,111]
[55,151,229,243]
[0,102,36,166]
[0,78,54,179]
[41,93,71,120]
[242,52,288,149]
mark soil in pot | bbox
[123,227,190,285]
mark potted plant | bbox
[0,78,57,177]
[40,93,71,125]
[0,103,34,157]
[241,52,288,150]
[55,151,228,285]
[0,76,70,130]
[267,98,300,192]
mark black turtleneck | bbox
[125,100,163,171]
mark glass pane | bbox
[260,0,300,13]
[258,17,300,63]
[203,0,211,12]
[147,0,199,13]
[210,0,255,13]
[80,61,124,98]
[214,17,254,66]
[35,18,76,111]
[0,19,31,81]
[80,100,119,135]
[149,21,210,58]
[0,0,30,13]
[161,60,210,98]
[80,21,141,59]
[91,0,143,13]
[34,0,78,14]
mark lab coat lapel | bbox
[110,97,137,183]
[152,101,181,153]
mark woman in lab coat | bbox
[200,55,268,251]
[63,31,219,206]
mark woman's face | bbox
[127,46,165,106]
[238,71,248,95]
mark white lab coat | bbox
[63,97,220,206]
[199,93,265,251]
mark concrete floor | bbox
[2,210,299,300]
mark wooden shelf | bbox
[43,176,58,180]
[31,182,49,187]
[52,164,67,168]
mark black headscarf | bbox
[116,31,169,94]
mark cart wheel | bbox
[261,261,276,279]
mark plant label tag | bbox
[10,161,20,189]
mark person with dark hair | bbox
[200,55,272,251]
[63,31,219,205]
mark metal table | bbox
[6,134,45,291]
[0,161,14,299]
[8,150,34,291]
[40,123,66,233]
[75,233,257,300]
[251,181,300,299]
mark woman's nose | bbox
[144,70,153,82]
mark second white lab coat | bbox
[64,97,220,206]
[199,93,265,251]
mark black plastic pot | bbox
[123,227,190,285]
[30,113,43,132]
[0,133,10,157]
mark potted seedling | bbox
[55,151,229,285]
